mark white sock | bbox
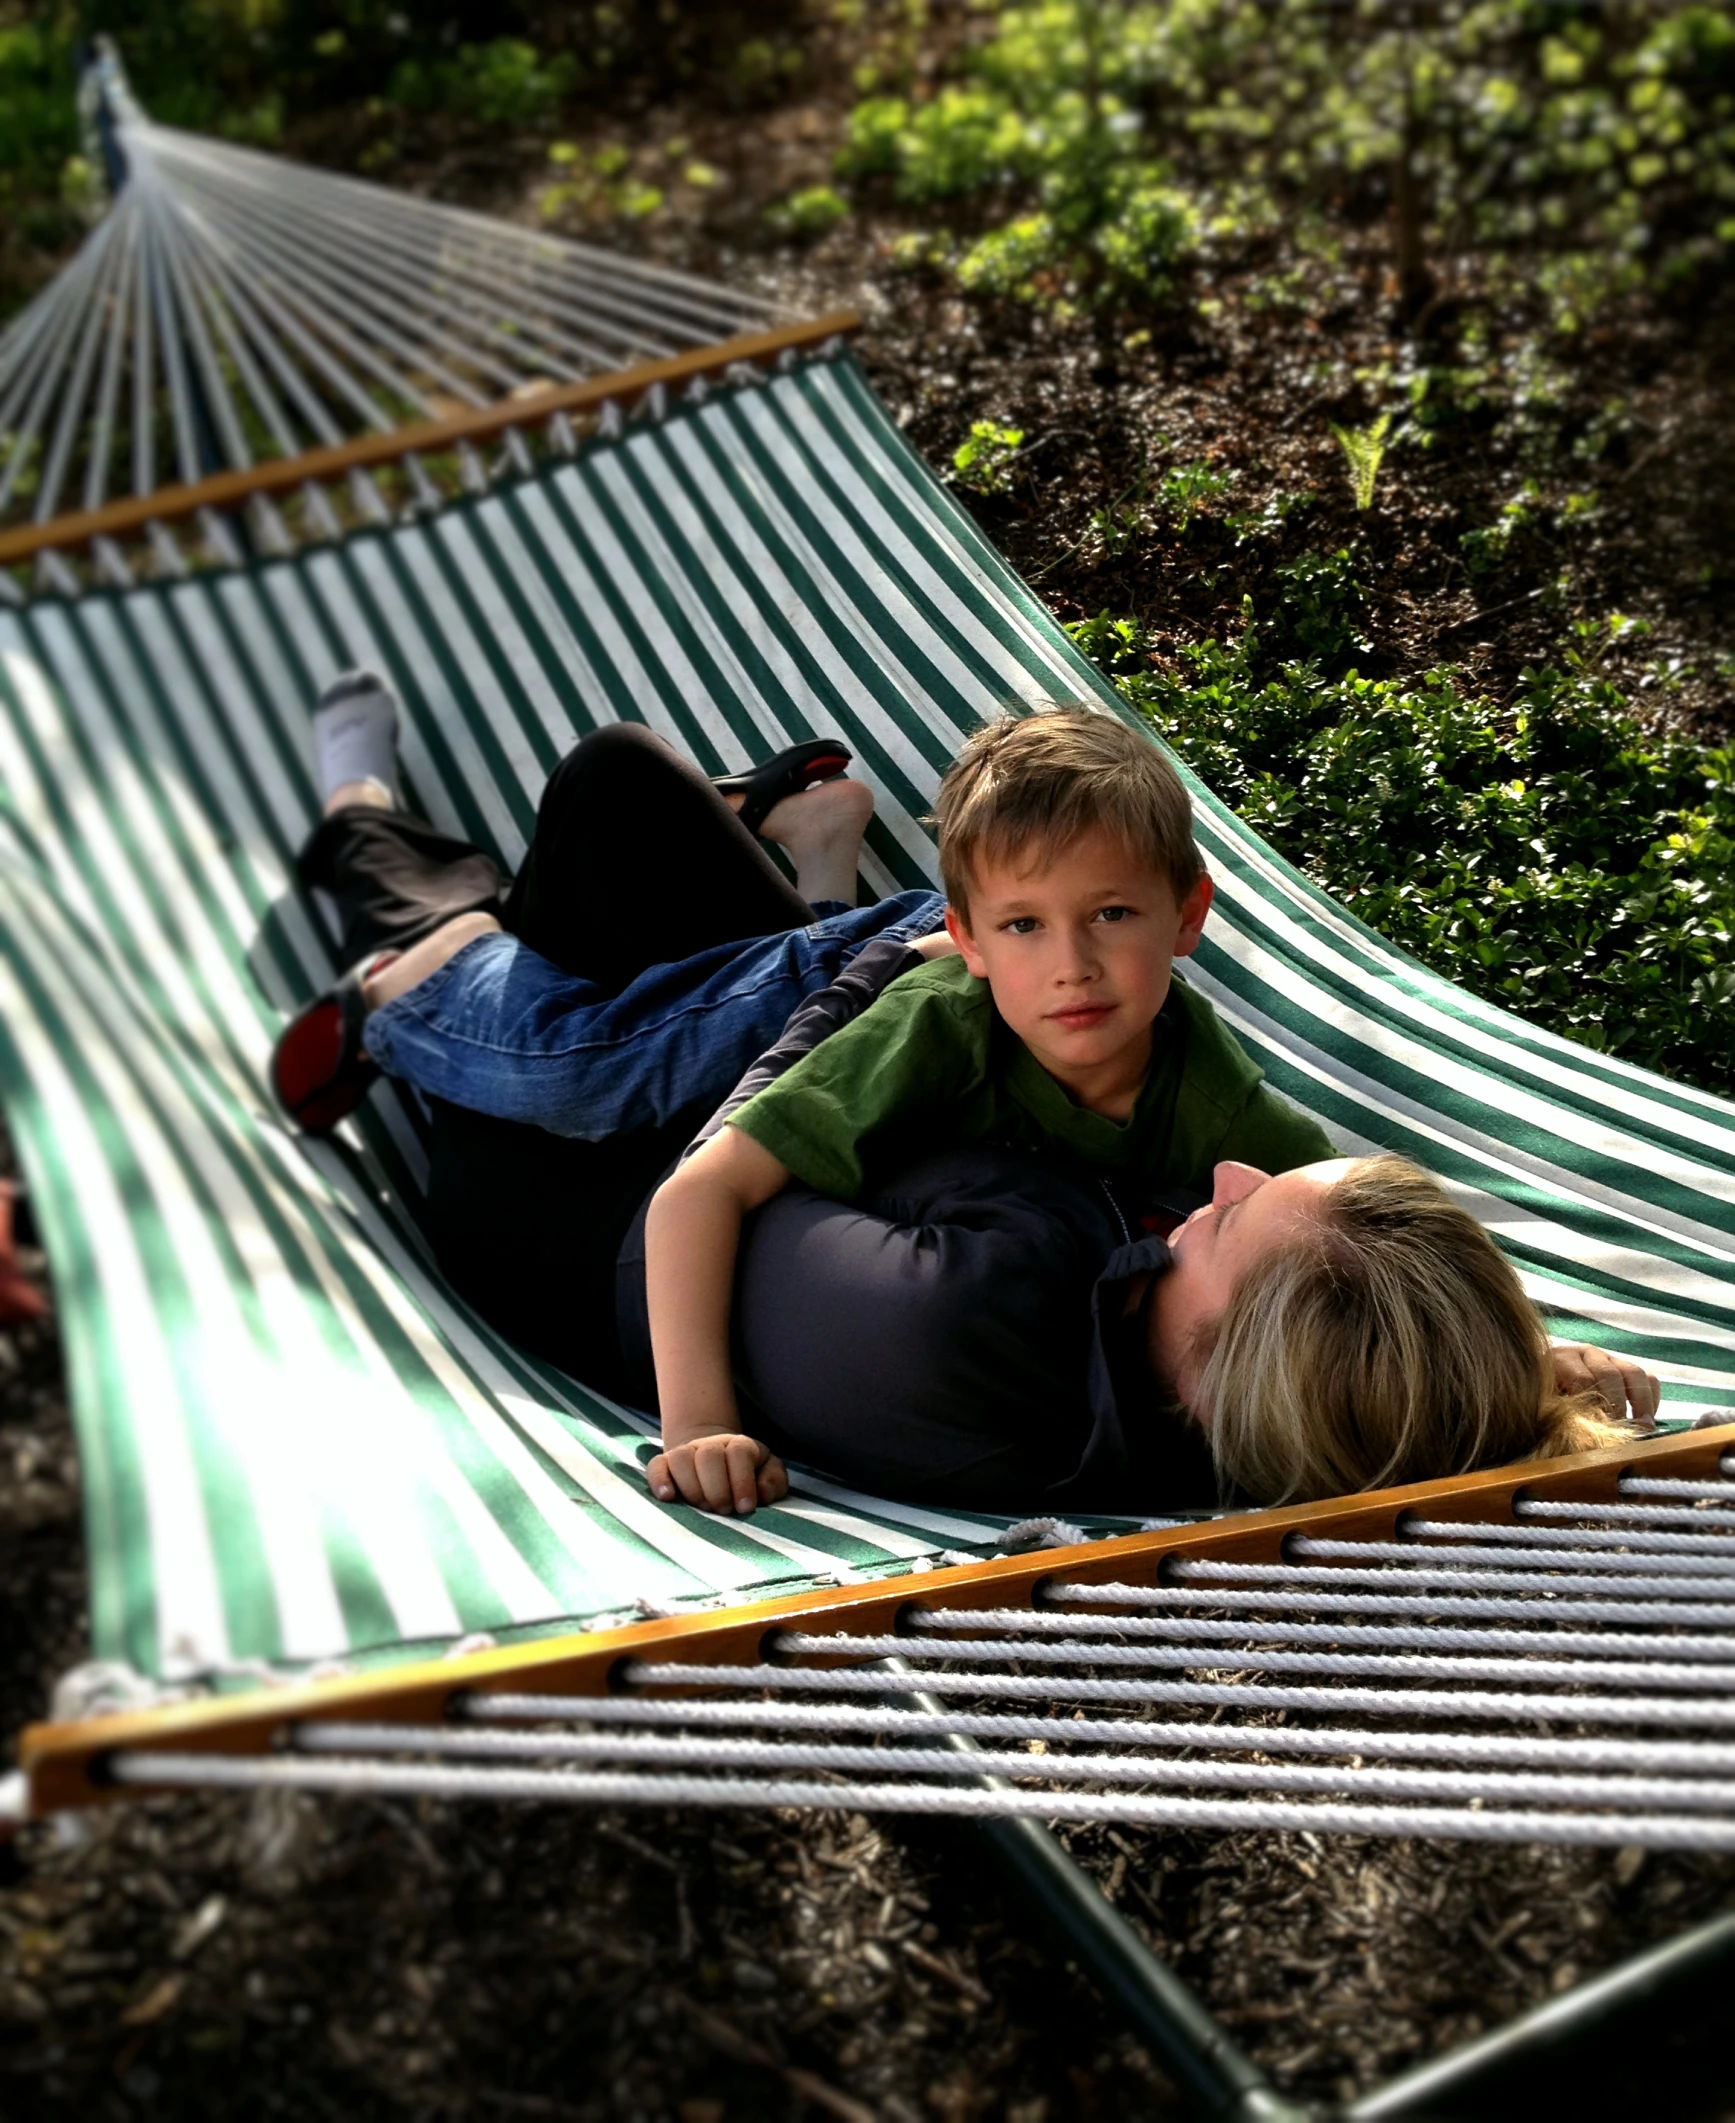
[313,670,400,807]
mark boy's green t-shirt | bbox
[728,954,1335,1201]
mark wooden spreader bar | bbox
[0,312,862,571]
[22,1422,1735,1818]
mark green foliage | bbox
[1266,549,1369,668]
[1158,457,1231,535]
[540,139,663,224]
[389,38,576,130]
[1072,594,1735,1094]
[837,6,1204,304]
[1087,481,1148,559]
[766,184,850,238]
[0,12,82,258]
[956,213,1059,298]
[1331,411,1394,512]
[837,0,1735,330]
[952,419,1025,494]
[0,19,77,182]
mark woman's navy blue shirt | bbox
[615,930,1218,1515]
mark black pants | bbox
[298,723,815,1389]
[298,720,812,983]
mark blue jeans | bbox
[365,889,946,1138]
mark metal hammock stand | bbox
[5,47,1735,2123]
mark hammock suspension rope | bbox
[0,42,787,593]
[100,1452,1735,1853]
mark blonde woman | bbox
[1151,1153,1650,1505]
[614,1142,1656,1515]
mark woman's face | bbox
[1149,1158,1356,1424]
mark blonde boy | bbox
[644,706,1333,1513]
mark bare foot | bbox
[754,774,875,856]
[725,775,875,906]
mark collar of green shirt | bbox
[1001,974,1266,1171]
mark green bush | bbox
[837,0,1735,329]
[952,420,1026,494]
[389,38,576,131]
[0,18,78,193]
[1072,593,1735,1095]
[766,183,850,237]
[1158,458,1232,535]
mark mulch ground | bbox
[5,11,1735,2119]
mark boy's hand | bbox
[1551,1343,1660,1427]
[648,1433,788,1514]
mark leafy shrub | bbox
[1158,458,1232,535]
[540,141,663,224]
[1265,549,1369,667]
[956,214,1059,299]
[766,184,850,237]
[0,22,77,188]
[952,420,1026,494]
[836,8,1199,305]
[1072,598,1735,1094]
[1090,177,1198,292]
[389,38,576,130]
[837,0,1735,331]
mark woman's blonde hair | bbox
[1199,1154,1628,1505]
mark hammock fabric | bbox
[1,344,1732,1704]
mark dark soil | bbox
[6,10,1735,2119]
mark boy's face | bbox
[945,826,1213,1102]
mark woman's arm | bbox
[644,1124,793,1513]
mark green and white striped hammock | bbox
[1,346,1730,1690]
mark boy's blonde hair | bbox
[1199,1155,1627,1504]
[934,705,1204,917]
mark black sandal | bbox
[712,737,851,838]
[271,958,388,1134]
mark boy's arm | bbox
[644,1124,793,1514]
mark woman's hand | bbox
[647,1432,788,1514]
[1552,1343,1661,1427]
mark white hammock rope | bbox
[74,1458,1735,1848]
[1620,1468,1735,1498]
[902,1605,1735,1662]
[464,1692,1735,1773]
[1288,1536,1735,1573]
[1166,1558,1735,1595]
[1516,1498,1735,1527]
[279,1720,1735,1814]
[1041,1581,1735,1626]
[102,1752,1735,1854]
[1398,1519,1735,1555]
[766,1629,1735,1690]
[616,1660,1735,1725]
[0,47,786,579]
